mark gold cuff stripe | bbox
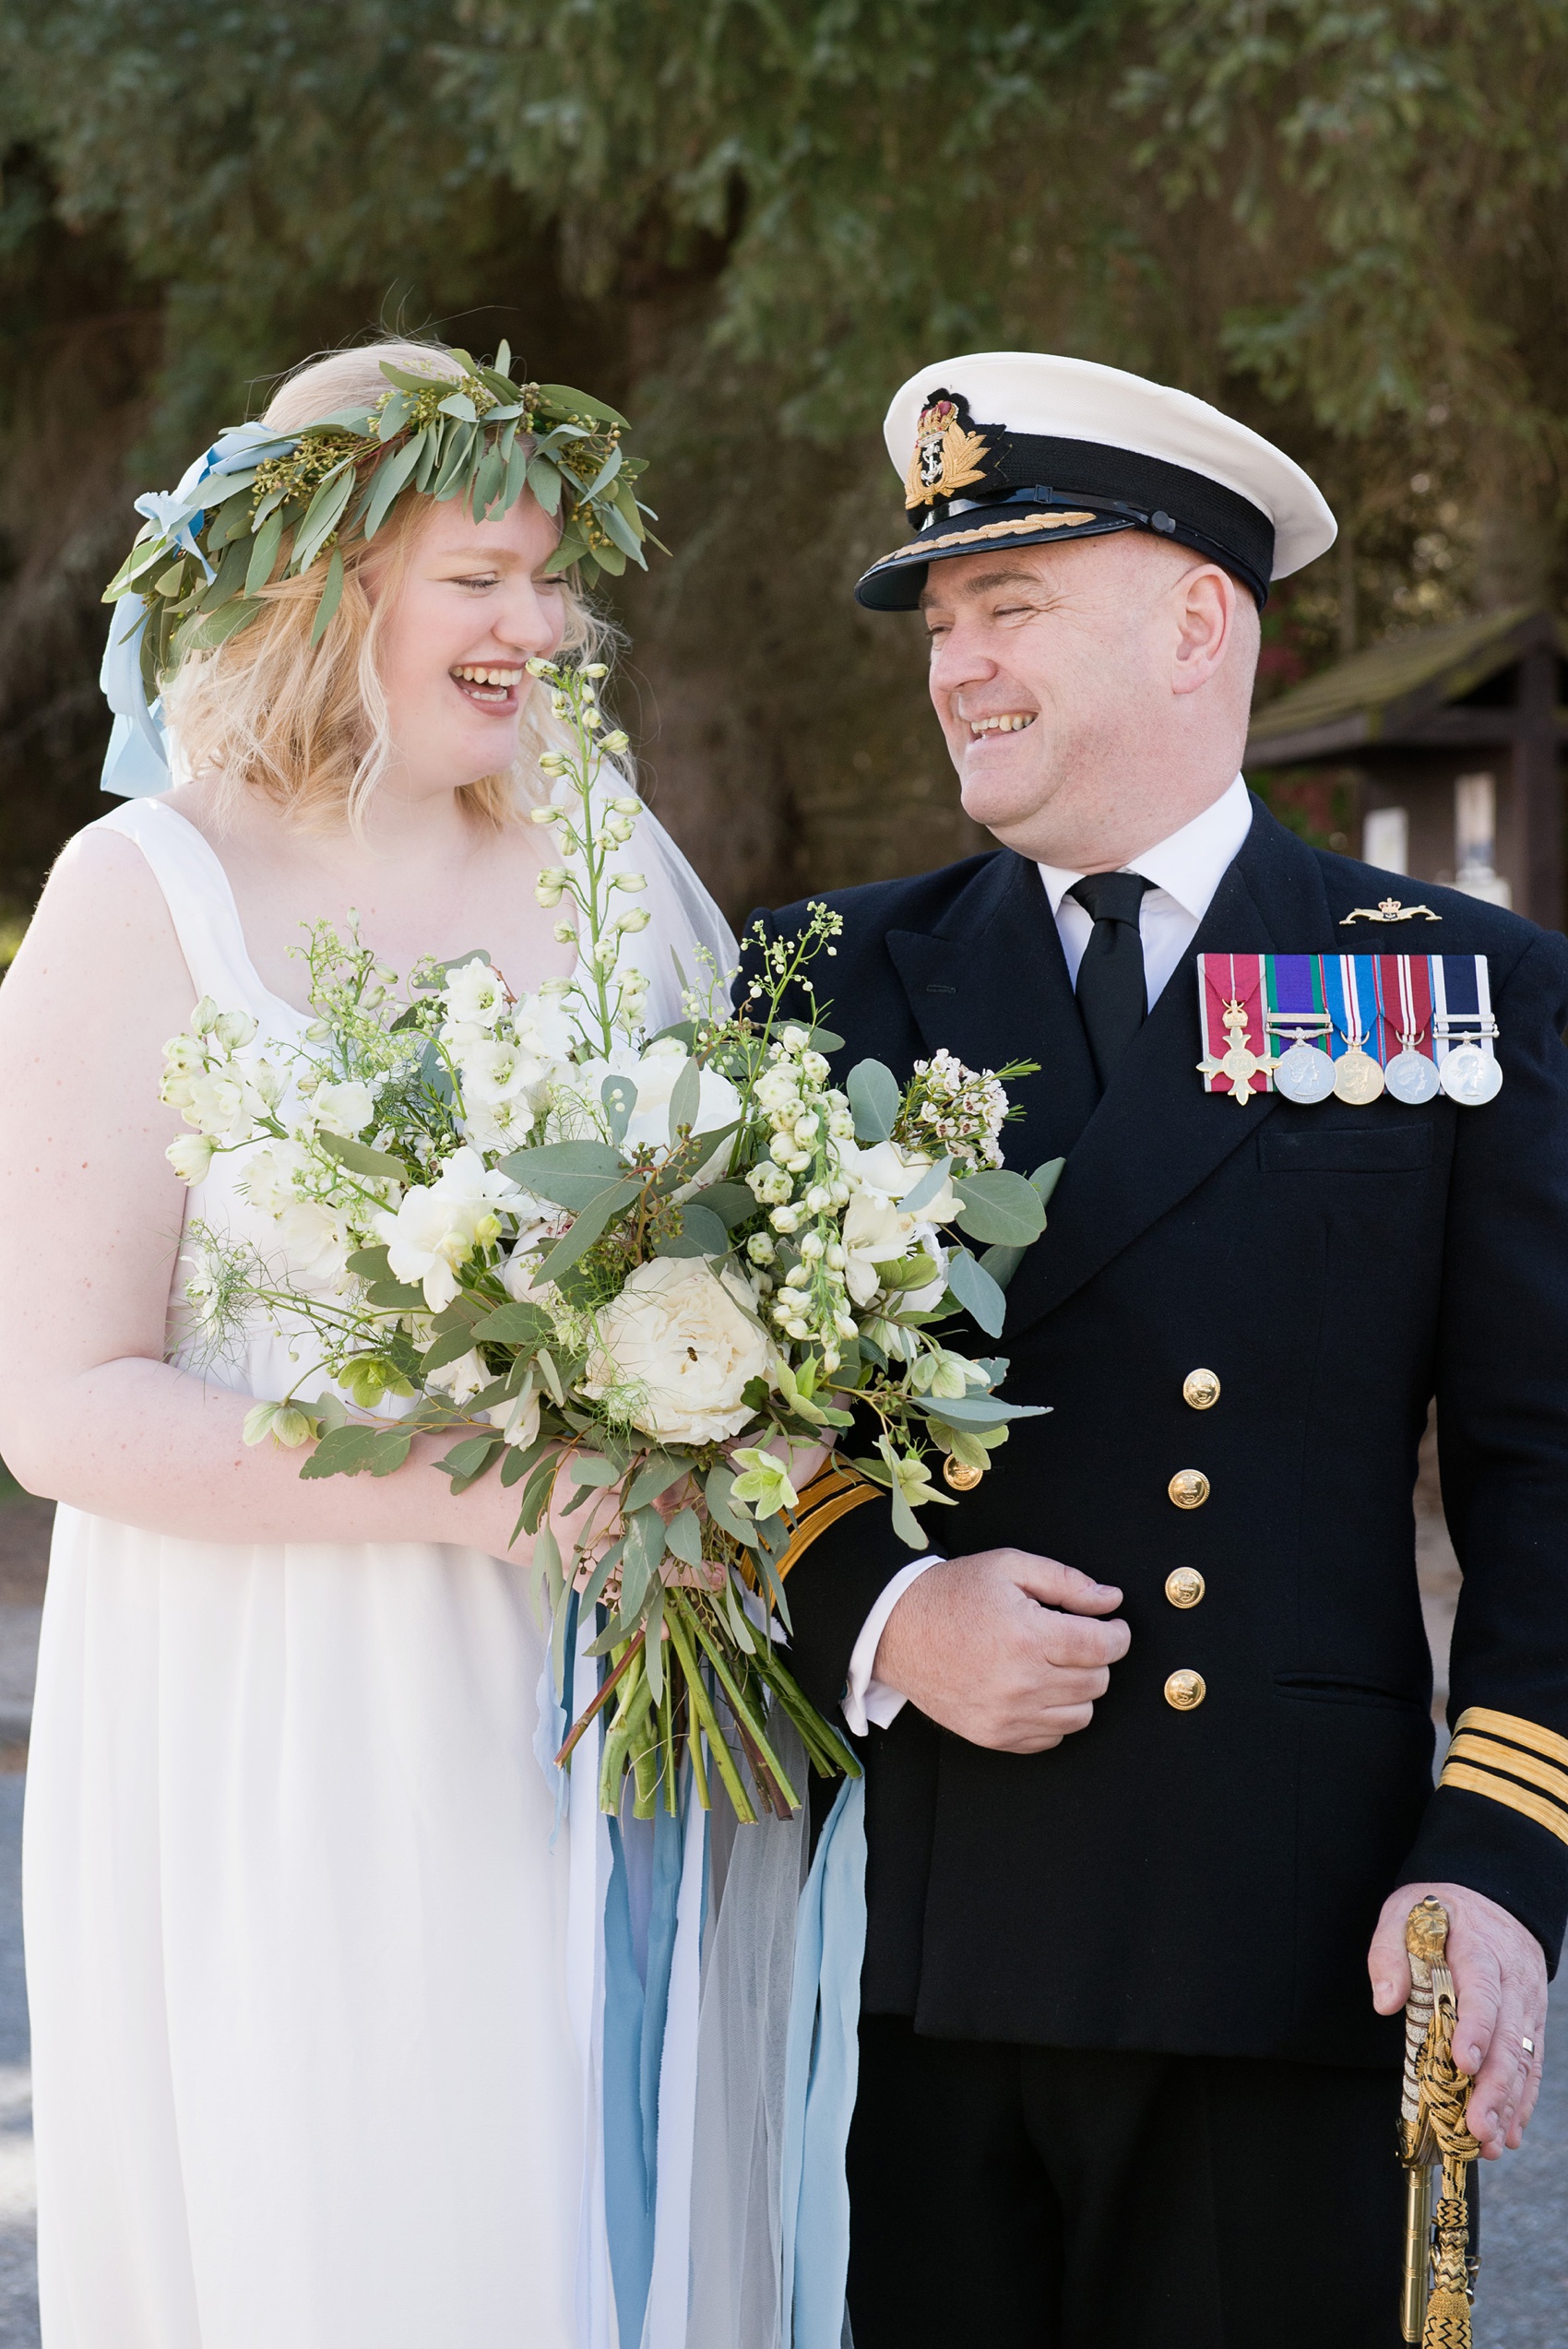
[1440,1761,1568,1849]
[1446,1733,1568,1811]
[777,1464,879,1582]
[1453,1705,1568,1774]
[868,511,1099,570]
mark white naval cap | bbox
[855,350,1337,611]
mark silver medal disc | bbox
[1384,1049,1442,1107]
[1439,1043,1503,1106]
[1273,1040,1336,1105]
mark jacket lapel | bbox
[984,800,1334,1337]
[885,851,1101,1162]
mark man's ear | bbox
[1170,564,1238,699]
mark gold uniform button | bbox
[1165,1567,1206,1609]
[1168,1468,1210,1510]
[942,1456,982,1491]
[1165,1669,1206,1711]
[1182,1368,1220,1410]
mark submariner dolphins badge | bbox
[1197,999,1277,1106]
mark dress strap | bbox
[94,799,283,1020]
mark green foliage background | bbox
[2,0,1565,919]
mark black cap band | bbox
[855,412,1277,611]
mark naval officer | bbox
[746,353,1568,2347]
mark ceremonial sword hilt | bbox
[1399,1898,1481,2346]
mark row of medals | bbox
[1272,1026,1503,1109]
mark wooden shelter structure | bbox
[1244,607,1568,931]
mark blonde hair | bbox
[161,338,616,831]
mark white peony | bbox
[624,1037,742,1155]
[581,1256,768,1444]
[443,959,508,1029]
[371,1146,517,1310]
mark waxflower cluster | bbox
[156,658,1055,1827]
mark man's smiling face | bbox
[919,530,1258,870]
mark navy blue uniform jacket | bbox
[745,799,1568,2067]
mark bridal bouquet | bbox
[165,659,1056,1822]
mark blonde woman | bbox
[0,339,733,2349]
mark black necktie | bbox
[1067,871,1154,1091]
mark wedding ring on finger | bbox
[1522,2035,1536,2056]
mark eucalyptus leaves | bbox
[102,344,659,700]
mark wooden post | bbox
[1514,647,1562,932]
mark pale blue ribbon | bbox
[603,1791,687,2346]
[100,421,298,798]
[779,1774,868,2348]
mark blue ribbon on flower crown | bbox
[99,421,298,800]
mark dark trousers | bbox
[847,2016,1409,2349]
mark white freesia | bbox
[427,1349,489,1407]
[840,1137,959,1224]
[624,1037,742,1156]
[582,1256,767,1444]
[371,1146,517,1311]
[313,1079,377,1136]
[840,1188,948,1311]
[271,1201,353,1295]
[242,1141,313,1217]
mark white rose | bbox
[582,1256,767,1445]
[443,959,507,1029]
[313,1079,377,1135]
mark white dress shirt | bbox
[842,773,1254,1737]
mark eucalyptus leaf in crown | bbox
[101,343,661,702]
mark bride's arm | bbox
[0,828,530,1555]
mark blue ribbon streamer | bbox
[603,1792,687,2347]
[779,1774,869,2349]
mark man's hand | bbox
[1369,1880,1548,2158]
[872,1548,1129,1753]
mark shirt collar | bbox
[1037,772,1253,922]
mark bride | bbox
[0,338,737,2348]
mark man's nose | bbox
[929,625,996,703]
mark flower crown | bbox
[102,344,660,702]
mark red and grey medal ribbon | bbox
[1196,954,1500,1108]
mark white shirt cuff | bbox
[841,1557,944,1737]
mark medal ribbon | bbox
[1197,953,1267,1093]
[1432,955,1496,1066]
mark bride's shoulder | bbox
[3,804,186,1025]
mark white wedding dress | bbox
[23,795,736,2349]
